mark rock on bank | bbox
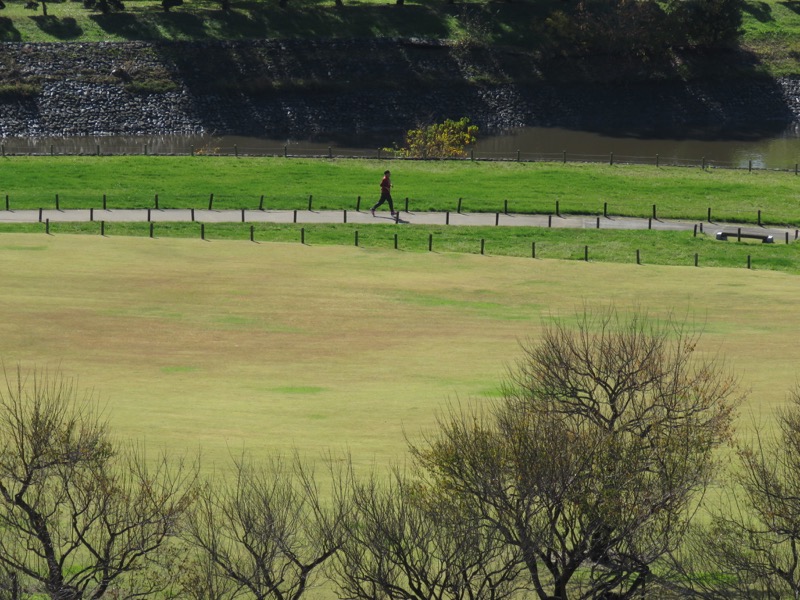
[0,39,798,139]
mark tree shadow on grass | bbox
[91,12,165,40]
[778,0,800,14]
[30,15,82,39]
[743,0,773,21]
[0,17,22,41]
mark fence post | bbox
[103,194,107,210]
[446,211,450,225]
[457,198,462,213]
[693,224,697,237]
[241,209,246,223]
[150,223,154,238]
[707,207,712,223]
[702,157,706,170]
[556,200,560,217]
[101,221,105,236]
[596,217,600,229]
[144,144,147,156]
[603,202,608,218]
[562,150,566,164]
[46,218,50,234]
[235,144,238,158]
[428,233,433,252]
[548,215,552,228]
[517,150,521,162]
[90,208,94,222]
[259,195,265,211]
[495,212,499,226]
[191,145,194,156]
[749,160,752,173]
[695,253,699,267]
[758,209,762,226]
[4,195,8,211]
[328,146,332,159]
[302,227,306,244]
[38,208,42,222]
[293,210,297,223]
[652,204,657,220]
[155,194,159,209]
[737,227,742,242]
[191,208,195,222]
[584,245,589,261]
[356,196,361,211]
[96,144,100,156]
[208,193,214,210]
[532,241,536,258]
[55,194,59,210]
[307,195,312,211]
[648,217,652,230]
[343,209,347,224]
[610,152,614,166]
[201,224,205,240]
[250,225,254,242]
[284,145,287,157]
[481,239,485,255]
[504,199,508,214]
[394,233,398,250]
[656,153,659,168]
[747,255,751,269]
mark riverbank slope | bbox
[0,39,798,140]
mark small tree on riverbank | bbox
[389,117,478,159]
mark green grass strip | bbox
[1,156,799,226]
[8,221,798,274]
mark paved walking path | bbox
[0,209,796,241]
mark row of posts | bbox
[37,218,789,267]
[7,194,786,230]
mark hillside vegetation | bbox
[0,0,797,79]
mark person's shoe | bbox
[371,209,376,216]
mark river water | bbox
[4,125,800,170]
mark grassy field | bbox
[0,232,797,473]
[0,0,796,76]
[2,156,799,224]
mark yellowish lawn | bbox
[0,233,796,471]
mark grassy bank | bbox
[0,0,796,76]
[2,156,799,225]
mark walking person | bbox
[371,170,397,217]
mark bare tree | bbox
[331,464,525,600]
[412,307,742,600]
[0,366,197,600]
[672,388,800,599]
[180,451,348,600]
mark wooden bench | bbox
[715,230,774,243]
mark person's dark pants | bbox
[372,192,394,213]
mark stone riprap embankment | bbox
[0,39,798,138]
